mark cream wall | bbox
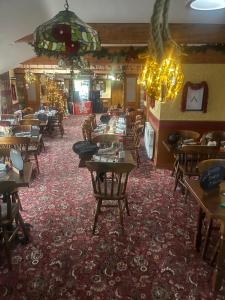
[149,98,161,120]
[160,64,225,121]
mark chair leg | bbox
[60,125,64,137]
[210,239,220,266]
[194,207,205,251]
[2,228,12,270]
[174,169,181,192]
[202,218,213,260]
[34,154,40,174]
[12,191,23,211]
[92,199,102,234]
[184,188,189,203]
[40,137,45,152]
[136,150,140,167]
[124,196,130,216]
[118,200,124,232]
[18,212,29,242]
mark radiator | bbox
[144,122,154,159]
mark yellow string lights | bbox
[24,69,36,84]
[138,0,184,103]
[138,54,183,103]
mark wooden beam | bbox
[15,23,225,45]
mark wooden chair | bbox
[196,159,225,261]
[88,114,97,130]
[0,136,40,174]
[86,161,135,234]
[174,145,220,194]
[0,181,29,270]
[82,120,92,142]
[18,121,44,154]
[169,130,201,177]
[0,121,11,127]
[201,131,225,147]
[92,134,121,147]
[13,124,44,154]
[19,119,41,126]
[0,148,23,210]
[23,114,38,119]
[124,124,144,166]
[48,112,64,137]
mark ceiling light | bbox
[190,0,225,10]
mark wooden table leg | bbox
[194,207,205,251]
[212,221,225,291]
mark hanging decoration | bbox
[138,0,184,103]
[58,57,90,70]
[24,68,36,84]
[31,0,101,63]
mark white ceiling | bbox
[0,0,225,74]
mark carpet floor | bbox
[0,115,224,300]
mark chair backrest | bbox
[175,130,201,141]
[82,120,92,141]
[201,131,225,146]
[13,125,32,134]
[86,161,135,198]
[198,159,225,174]
[0,121,11,127]
[0,136,30,158]
[0,114,16,121]
[179,145,220,174]
[0,181,18,220]
[92,134,121,146]
[23,114,37,119]
[20,119,41,126]
[88,114,97,130]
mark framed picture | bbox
[10,78,19,105]
[181,81,208,113]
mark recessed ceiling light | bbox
[190,0,225,10]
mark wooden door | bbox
[111,81,124,107]
[124,75,140,109]
[25,78,40,111]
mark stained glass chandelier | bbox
[31,0,101,62]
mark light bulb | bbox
[190,0,225,10]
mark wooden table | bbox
[92,150,136,166]
[93,116,126,137]
[185,179,225,291]
[0,162,33,187]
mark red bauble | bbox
[66,41,80,54]
[52,24,71,42]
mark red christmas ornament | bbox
[52,24,80,54]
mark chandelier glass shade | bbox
[32,2,101,61]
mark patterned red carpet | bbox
[0,115,224,300]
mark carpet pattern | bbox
[0,115,224,300]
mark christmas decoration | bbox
[138,0,184,103]
[31,0,100,63]
[24,68,36,84]
[45,79,66,113]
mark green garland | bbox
[91,44,225,62]
[183,43,225,54]
[32,43,225,62]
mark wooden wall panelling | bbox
[16,24,225,45]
